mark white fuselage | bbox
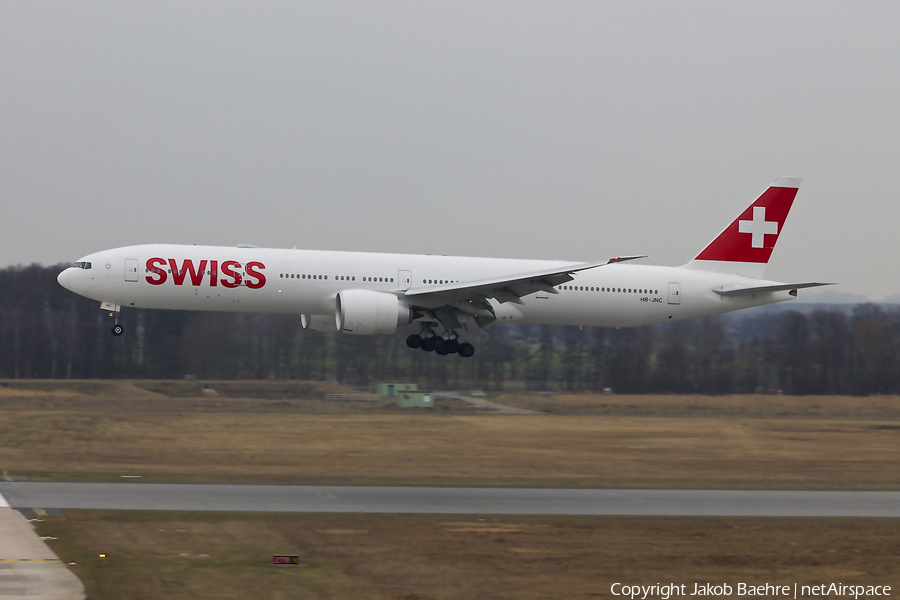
[58,243,794,329]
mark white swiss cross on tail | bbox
[690,176,802,277]
[738,206,778,248]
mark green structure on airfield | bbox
[395,390,434,408]
[375,381,418,397]
[375,382,432,408]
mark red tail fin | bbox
[690,176,801,276]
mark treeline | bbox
[1,264,897,395]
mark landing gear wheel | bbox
[406,335,422,349]
[421,337,436,352]
[111,324,124,336]
[434,345,449,356]
[431,337,445,352]
[444,339,460,354]
[457,343,475,358]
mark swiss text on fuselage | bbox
[145,258,266,289]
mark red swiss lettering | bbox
[210,260,217,287]
[220,260,242,288]
[245,261,266,289]
[146,257,167,285]
[168,259,208,287]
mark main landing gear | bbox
[406,333,475,358]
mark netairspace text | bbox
[610,583,891,599]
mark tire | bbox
[444,339,460,354]
[431,337,445,351]
[112,324,124,336]
[421,337,435,352]
[434,345,449,356]
[406,335,422,349]
[457,343,475,358]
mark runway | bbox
[2,482,900,516]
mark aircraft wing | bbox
[403,255,645,325]
[712,282,834,297]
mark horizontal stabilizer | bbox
[713,282,834,297]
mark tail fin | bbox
[685,176,802,278]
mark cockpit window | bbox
[70,262,92,270]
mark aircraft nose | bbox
[57,267,75,291]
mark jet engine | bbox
[336,289,412,335]
[301,314,338,332]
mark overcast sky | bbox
[2,2,898,299]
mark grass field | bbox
[32,512,900,600]
[494,391,900,420]
[3,380,900,598]
[1,380,899,489]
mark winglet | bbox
[606,255,647,265]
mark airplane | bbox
[58,176,830,358]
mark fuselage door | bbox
[398,270,411,290]
[667,282,681,305]
[125,259,139,282]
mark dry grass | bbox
[6,380,900,598]
[0,379,438,414]
[494,392,900,419]
[0,387,898,488]
[35,512,900,600]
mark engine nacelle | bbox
[301,314,338,332]
[336,289,412,335]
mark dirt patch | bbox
[0,388,85,398]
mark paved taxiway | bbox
[2,483,900,516]
[0,492,85,599]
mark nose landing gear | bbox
[102,302,124,336]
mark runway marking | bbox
[0,489,9,508]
